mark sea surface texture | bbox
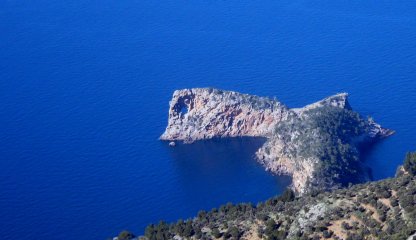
[1,1,416,239]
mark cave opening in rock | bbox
[180,105,188,115]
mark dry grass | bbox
[361,203,382,223]
[327,214,363,240]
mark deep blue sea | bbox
[1,0,416,239]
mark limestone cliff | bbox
[160,88,289,142]
[161,88,394,194]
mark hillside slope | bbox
[115,154,416,240]
[139,173,415,240]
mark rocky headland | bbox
[160,88,394,194]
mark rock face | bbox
[160,88,289,142]
[161,88,394,194]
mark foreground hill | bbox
[160,88,393,194]
[117,154,416,240]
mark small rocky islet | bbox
[115,89,416,240]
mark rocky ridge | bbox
[160,88,394,194]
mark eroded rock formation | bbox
[161,88,394,194]
[160,88,289,142]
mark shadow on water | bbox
[162,137,291,207]
[348,137,395,185]
[167,137,268,173]
[358,141,381,181]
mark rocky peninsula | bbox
[160,88,394,194]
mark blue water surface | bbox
[1,0,416,239]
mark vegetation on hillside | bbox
[271,106,374,192]
[404,152,416,176]
[205,88,285,111]
[116,153,416,240]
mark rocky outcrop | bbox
[161,88,394,194]
[160,88,289,142]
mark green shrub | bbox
[117,230,135,240]
[212,227,221,238]
[224,226,241,239]
[404,152,416,175]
